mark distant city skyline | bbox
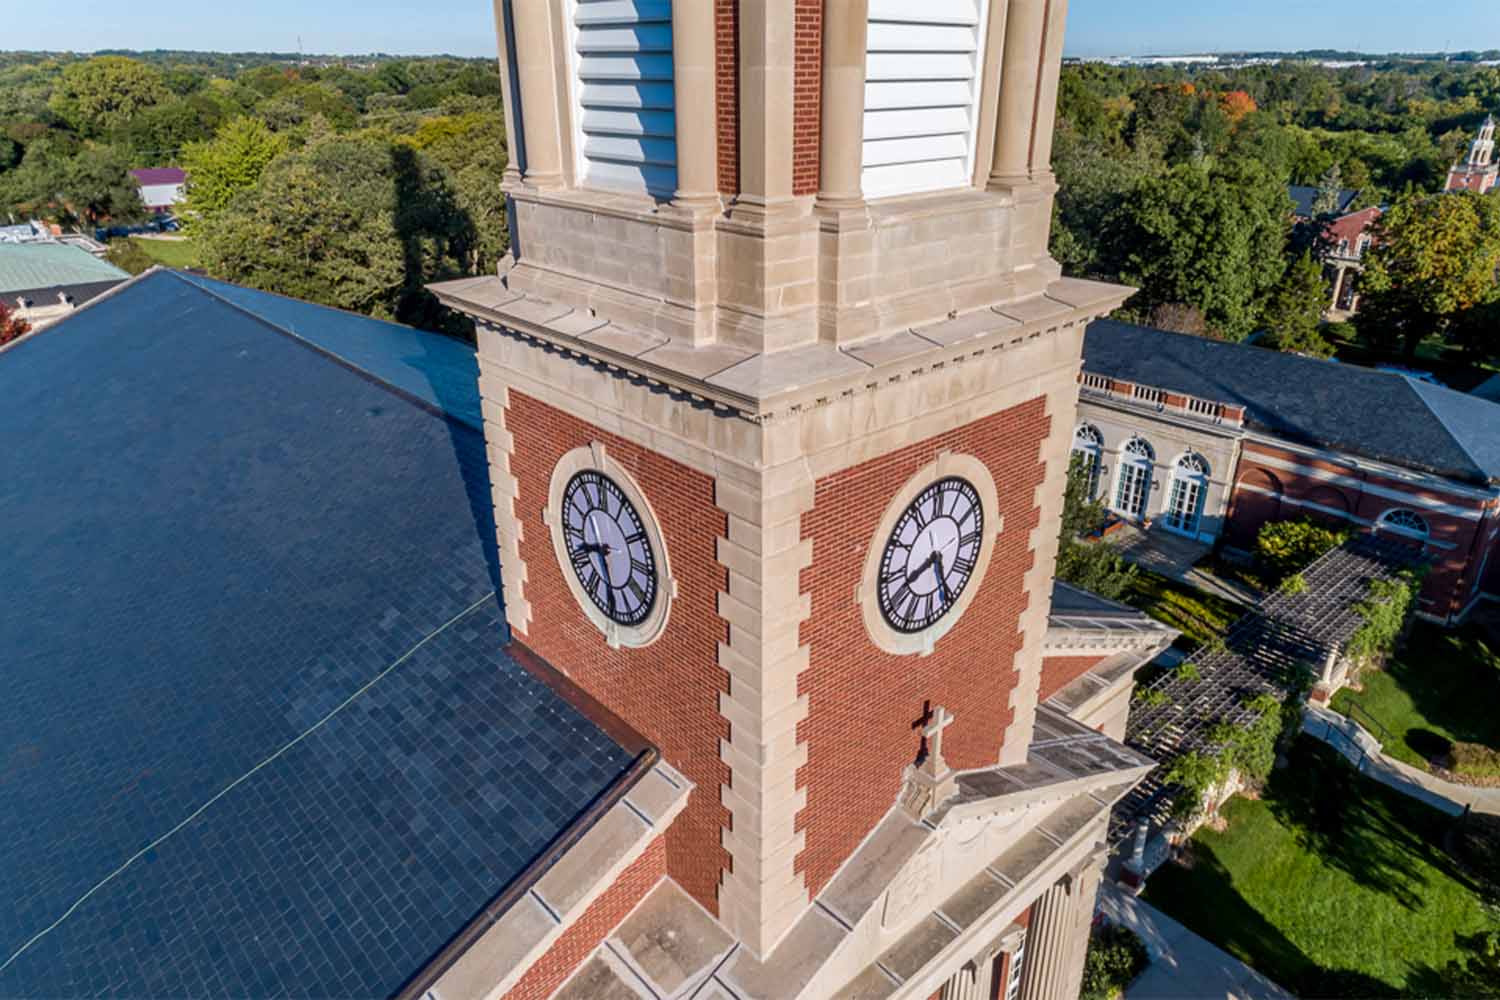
[0,1,1496,60]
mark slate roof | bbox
[1083,320,1500,486]
[0,243,128,295]
[0,270,640,997]
[1288,184,1359,218]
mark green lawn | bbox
[1331,623,1500,771]
[129,237,197,269]
[1326,329,1499,393]
[1122,569,1245,650]
[1145,738,1499,997]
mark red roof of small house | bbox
[129,167,186,186]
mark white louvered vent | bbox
[862,0,989,199]
[570,0,677,197]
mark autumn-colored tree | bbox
[0,299,32,346]
[1360,190,1500,357]
[1217,90,1258,124]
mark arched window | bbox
[1071,425,1104,500]
[1113,437,1155,520]
[1165,453,1210,538]
[1379,508,1430,541]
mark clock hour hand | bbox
[906,553,937,586]
[932,552,949,603]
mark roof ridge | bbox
[1405,377,1500,483]
[0,264,163,360]
[161,270,479,431]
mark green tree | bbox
[1360,190,1500,357]
[1262,252,1334,357]
[1121,159,1292,340]
[181,117,289,222]
[1056,457,1138,601]
[1256,519,1347,580]
[60,146,146,223]
[195,135,473,323]
[47,56,169,136]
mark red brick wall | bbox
[716,0,739,195]
[792,0,822,196]
[507,392,731,915]
[1225,442,1492,621]
[502,836,666,1000]
[794,399,1050,896]
[1039,655,1108,704]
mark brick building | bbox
[1445,115,1499,194]
[420,1,1171,998]
[1077,321,1500,626]
[1288,184,1382,319]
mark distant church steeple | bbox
[1446,115,1499,193]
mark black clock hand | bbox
[932,552,949,603]
[907,553,937,586]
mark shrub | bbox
[1178,661,1202,682]
[1279,572,1308,595]
[1257,520,1347,579]
[1135,688,1169,708]
[1449,742,1500,781]
[1081,923,1150,1000]
[1347,573,1419,663]
[1166,750,1231,819]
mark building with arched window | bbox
[1080,319,1500,625]
[1071,424,1104,499]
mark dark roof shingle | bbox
[0,271,637,996]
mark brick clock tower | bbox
[432,2,1158,998]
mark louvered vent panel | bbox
[863,0,988,198]
[572,0,677,196]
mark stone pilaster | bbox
[1028,0,1072,182]
[491,0,524,191]
[988,0,1047,191]
[670,0,720,212]
[509,0,566,190]
[1016,878,1073,1000]
[714,459,817,959]
[814,0,875,346]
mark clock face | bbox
[877,477,985,634]
[560,470,658,627]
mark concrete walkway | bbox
[1098,884,1293,1000]
[1107,523,1262,606]
[1303,705,1500,817]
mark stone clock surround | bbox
[858,452,1005,658]
[544,443,677,650]
[466,283,1117,959]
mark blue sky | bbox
[1,1,1497,59]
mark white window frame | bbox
[1377,508,1431,542]
[1072,424,1104,501]
[1113,437,1155,520]
[1163,452,1210,539]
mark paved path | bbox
[1303,706,1500,817]
[1098,884,1294,1000]
[1108,524,1262,606]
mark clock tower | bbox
[432,2,1154,997]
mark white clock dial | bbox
[877,477,984,634]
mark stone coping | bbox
[572,709,1154,1000]
[429,276,1130,421]
[429,761,693,1000]
[1043,647,1172,722]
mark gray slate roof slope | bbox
[1083,319,1500,486]
[0,271,637,998]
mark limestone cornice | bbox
[432,276,1133,424]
